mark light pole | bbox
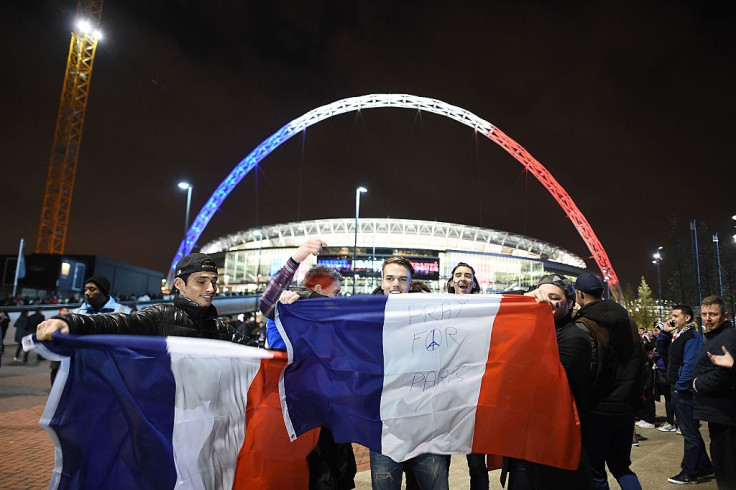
[713,233,723,297]
[177,182,193,235]
[653,247,663,322]
[691,219,703,305]
[353,186,367,295]
[254,230,263,292]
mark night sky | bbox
[2,0,735,291]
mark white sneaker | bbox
[636,420,655,429]
[658,423,677,432]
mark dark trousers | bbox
[661,384,675,425]
[586,413,641,489]
[15,342,28,361]
[672,390,713,477]
[466,453,489,490]
[641,384,656,423]
[708,422,736,489]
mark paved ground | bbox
[0,344,718,489]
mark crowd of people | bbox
[16,237,734,489]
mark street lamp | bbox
[653,247,663,322]
[177,182,193,235]
[353,186,367,295]
[713,233,723,297]
[254,230,263,292]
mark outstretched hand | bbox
[36,319,70,341]
[707,345,734,369]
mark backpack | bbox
[575,316,647,391]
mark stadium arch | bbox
[166,94,621,300]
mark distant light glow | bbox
[178,181,191,190]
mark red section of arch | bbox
[486,126,622,300]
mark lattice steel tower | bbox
[35,0,103,254]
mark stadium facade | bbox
[200,218,590,295]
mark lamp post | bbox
[691,219,703,305]
[653,247,663,322]
[713,233,723,297]
[353,186,367,295]
[177,182,193,235]
[254,230,263,292]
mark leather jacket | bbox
[56,295,257,346]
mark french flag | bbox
[277,293,581,470]
[35,335,318,489]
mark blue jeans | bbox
[370,450,448,490]
[586,413,642,490]
[672,390,713,477]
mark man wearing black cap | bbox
[572,272,643,489]
[36,253,255,346]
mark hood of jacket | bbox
[575,299,630,329]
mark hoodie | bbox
[573,299,644,416]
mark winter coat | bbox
[666,325,704,391]
[573,299,644,416]
[14,314,29,343]
[693,322,736,426]
[55,295,256,346]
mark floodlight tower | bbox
[36,0,104,254]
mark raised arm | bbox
[259,238,328,319]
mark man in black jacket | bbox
[693,295,736,489]
[572,273,643,490]
[36,253,255,346]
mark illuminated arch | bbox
[168,94,621,299]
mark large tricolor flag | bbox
[34,335,318,489]
[277,293,580,470]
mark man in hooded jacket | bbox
[572,273,643,490]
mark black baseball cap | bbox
[575,273,605,296]
[175,253,218,278]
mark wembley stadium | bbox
[199,218,589,295]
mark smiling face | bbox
[382,263,412,294]
[451,266,476,295]
[175,271,218,307]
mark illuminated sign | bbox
[318,256,439,280]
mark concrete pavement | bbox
[0,344,718,489]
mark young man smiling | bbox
[36,253,255,345]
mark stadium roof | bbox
[200,218,586,268]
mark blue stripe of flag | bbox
[42,334,178,489]
[279,295,388,451]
